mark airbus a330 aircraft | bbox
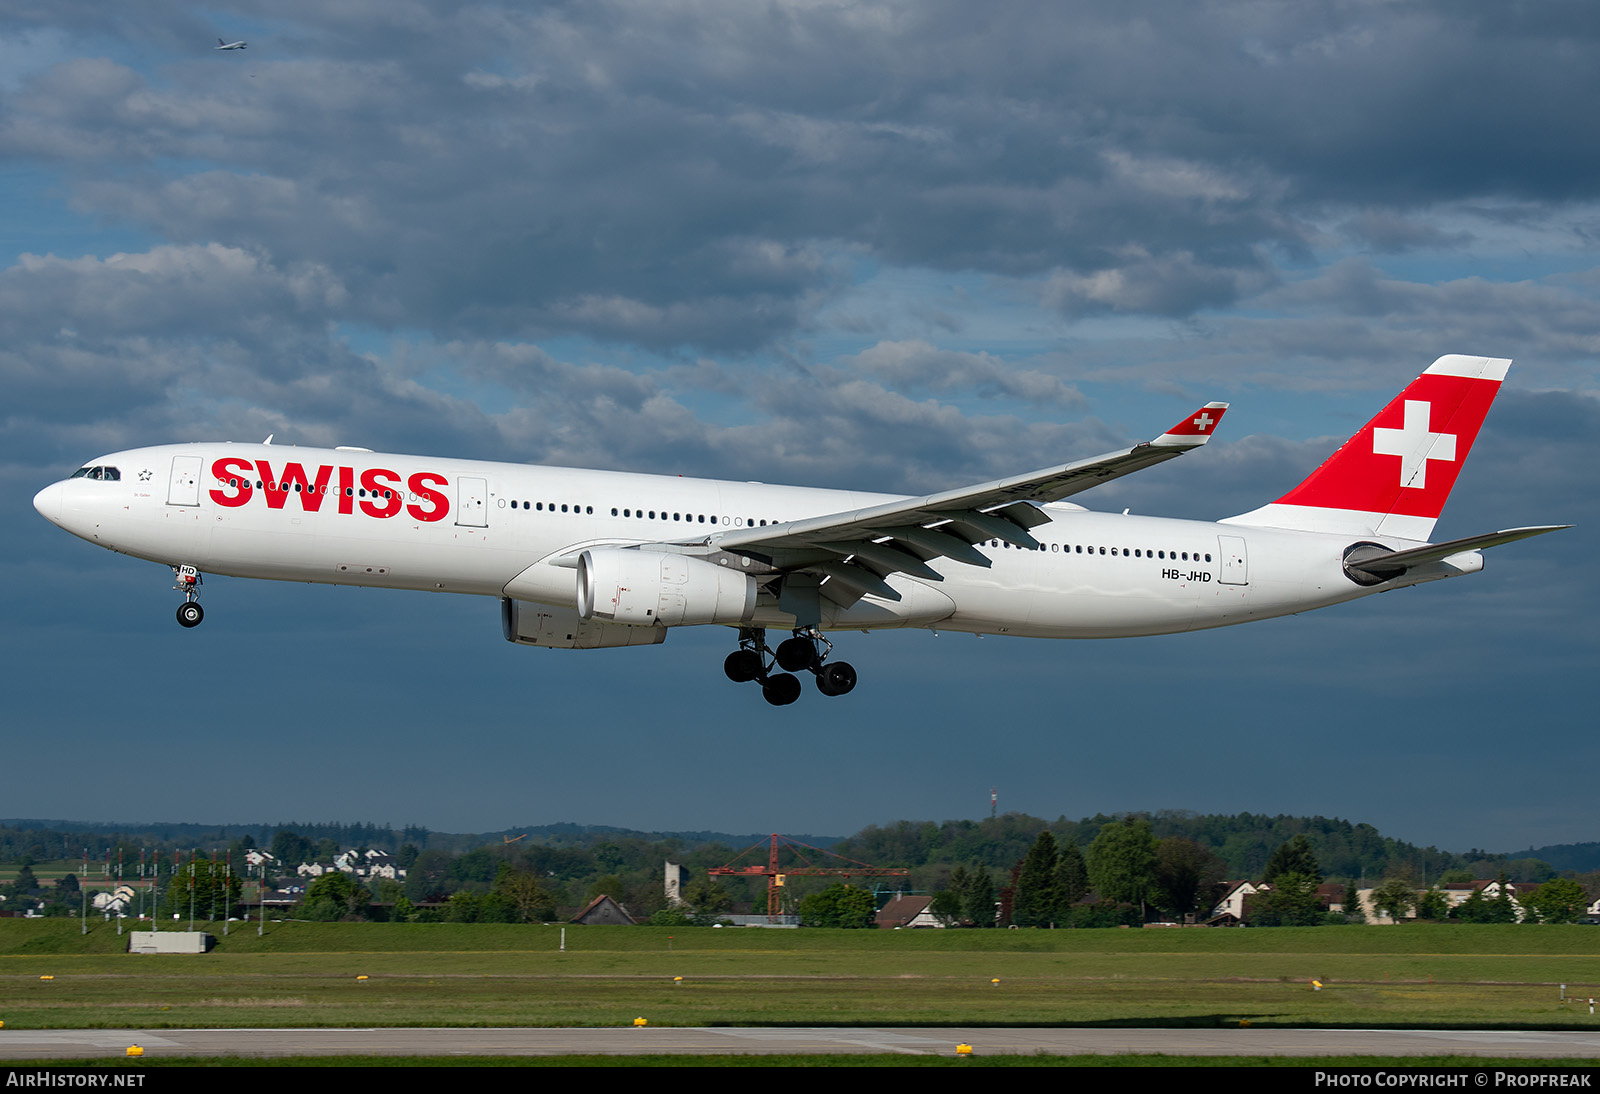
[33,354,1564,705]
[215,38,247,50]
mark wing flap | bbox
[810,561,901,601]
[868,525,993,568]
[817,540,944,581]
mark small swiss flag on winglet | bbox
[1152,402,1229,446]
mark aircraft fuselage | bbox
[33,441,1463,641]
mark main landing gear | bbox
[173,564,204,628]
[723,627,857,706]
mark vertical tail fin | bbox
[1222,355,1510,541]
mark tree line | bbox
[6,812,1597,926]
[927,825,1599,928]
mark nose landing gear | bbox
[173,565,204,628]
[724,627,857,704]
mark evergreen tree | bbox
[1263,835,1323,884]
[1054,839,1089,912]
[271,830,314,868]
[1415,887,1451,920]
[962,865,997,928]
[1012,831,1062,927]
[931,865,970,926]
[1342,879,1366,923]
[1248,873,1325,926]
[1487,874,1521,923]
[1453,886,1492,923]
[9,864,39,896]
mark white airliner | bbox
[32,354,1564,705]
[215,38,247,50]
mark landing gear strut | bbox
[723,627,857,704]
[173,564,204,628]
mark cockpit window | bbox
[68,466,120,481]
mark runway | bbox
[4,1026,1600,1060]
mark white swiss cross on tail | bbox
[1372,400,1457,489]
[1224,354,1510,541]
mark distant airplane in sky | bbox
[34,355,1564,705]
[215,38,247,50]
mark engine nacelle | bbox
[501,597,667,649]
[577,549,757,627]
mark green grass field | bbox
[4,919,1600,1033]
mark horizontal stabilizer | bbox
[1345,525,1570,580]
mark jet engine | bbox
[577,549,757,627]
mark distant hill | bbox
[0,814,1587,881]
[482,823,840,850]
[830,810,1570,883]
[1520,843,1600,874]
[0,818,837,860]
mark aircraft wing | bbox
[687,402,1229,606]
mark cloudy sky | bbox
[4,1,1595,855]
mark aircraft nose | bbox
[33,481,64,525]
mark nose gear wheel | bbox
[172,565,204,628]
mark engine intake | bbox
[577,549,757,627]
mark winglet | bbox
[1151,402,1229,447]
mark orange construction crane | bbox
[707,833,909,921]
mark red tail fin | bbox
[1223,355,1509,541]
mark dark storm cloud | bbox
[0,244,346,341]
[1026,257,1600,400]
[0,243,352,440]
[9,1,1597,353]
[452,341,1117,494]
[838,340,1085,408]
[1340,211,1473,253]
[1243,263,1600,384]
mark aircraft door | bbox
[167,455,202,506]
[456,476,488,527]
[1217,535,1248,585]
